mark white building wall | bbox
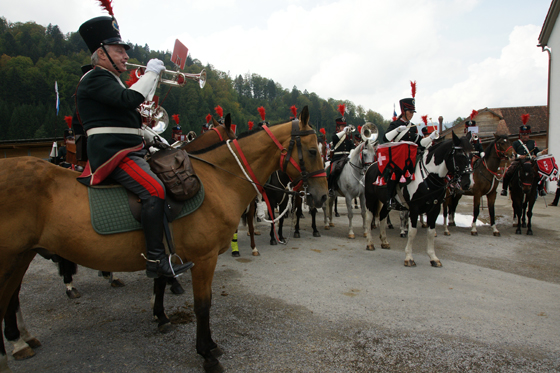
[547,24,560,191]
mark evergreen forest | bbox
[0,17,394,142]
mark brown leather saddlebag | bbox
[148,148,201,201]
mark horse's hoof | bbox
[348,234,355,239]
[512,223,518,227]
[363,232,367,237]
[252,251,260,256]
[313,231,321,237]
[204,360,225,373]
[66,288,81,299]
[25,338,42,349]
[211,346,224,358]
[404,259,416,267]
[158,321,174,334]
[329,222,335,227]
[516,230,522,235]
[170,281,185,295]
[527,230,533,236]
[400,233,407,238]
[299,214,305,219]
[387,224,394,229]
[254,230,261,235]
[444,231,450,236]
[493,232,501,237]
[434,232,437,237]
[366,245,375,251]
[324,225,330,230]
[422,224,428,228]
[449,222,456,227]
[293,232,300,238]
[471,231,478,236]
[110,279,125,288]
[270,240,277,245]
[231,251,240,257]
[335,213,340,217]
[13,346,35,360]
[430,260,442,267]
[381,244,390,250]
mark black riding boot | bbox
[501,173,511,196]
[550,188,560,206]
[142,197,193,278]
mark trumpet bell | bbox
[139,102,168,134]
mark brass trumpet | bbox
[126,63,207,89]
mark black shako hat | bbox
[465,120,476,127]
[519,124,531,134]
[399,98,416,113]
[79,16,130,54]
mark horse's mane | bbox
[190,120,292,155]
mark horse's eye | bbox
[309,149,317,156]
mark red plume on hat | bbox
[337,104,346,117]
[98,0,115,16]
[320,128,326,135]
[410,81,416,98]
[421,115,428,125]
[290,105,297,118]
[172,114,180,125]
[64,116,73,129]
[257,106,266,121]
[125,70,140,87]
[470,110,479,121]
[521,114,530,125]
[205,114,212,124]
[248,121,254,130]
[214,105,223,118]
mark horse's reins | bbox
[347,143,374,187]
[476,140,512,194]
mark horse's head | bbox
[450,131,474,191]
[491,133,513,160]
[518,159,538,194]
[214,113,237,141]
[284,106,328,208]
[351,140,376,169]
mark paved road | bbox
[6,194,560,372]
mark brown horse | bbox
[1,115,238,361]
[443,134,513,236]
[0,106,326,373]
[510,159,540,235]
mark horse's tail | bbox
[241,209,248,227]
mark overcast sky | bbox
[3,0,553,124]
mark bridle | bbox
[445,146,472,188]
[348,142,375,186]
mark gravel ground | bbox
[5,194,560,373]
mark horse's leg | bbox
[379,206,391,249]
[526,197,534,235]
[471,194,481,236]
[426,208,442,267]
[443,199,450,236]
[334,197,340,217]
[324,196,334,229]
[247,202,259,256]
[310,208,320,237]
[386,213,394,229]
[191,256,224,373]
[293,196,302,238]
[522,199,528,228]
[514,199,523,235]
[57,258,81,299]
[487,193,500,236]
[448,197,457,226]
[269,209,277,245]
[399,211,408,238]
[345,194,355,239]
[152,277,172,333]
[403,213,417,267]
[100,271,125,288]
[360,194,368,237]
[365,210,376,250]
[3,284,36,360]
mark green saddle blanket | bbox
[88,183,204,235]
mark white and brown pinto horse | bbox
[0,106,327,373]
[364,132,473,267]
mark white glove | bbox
[145,59,165,74]
[396,125,407,133]
[480,152,485,158]
[429,131,439,140]
[420,137,432,147]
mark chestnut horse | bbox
[442,134,512,236]
[2,115,238,361]
[0,106,327,373]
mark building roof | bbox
[539,0,559,47]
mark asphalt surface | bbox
[5,193,560,372]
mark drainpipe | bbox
[538,44,551,150]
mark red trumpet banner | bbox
[171,39,189,70]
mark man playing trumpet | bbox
[76,12,193,279]
[327,104,355,197]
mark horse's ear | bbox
[465,131,472,141]
[224,113,231,130]
[493,133,499,139]
[452,131,461,146]
[300,106,310,128]
[212,116,219,127]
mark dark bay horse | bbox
[0,106,327,373]
[364,132,473,267]
[442,134,513,236]
[2,115,238,360]
[509,159,539,235]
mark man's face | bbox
[404,110,415,121]
[100,45,129,75]
[520,133,530,141]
